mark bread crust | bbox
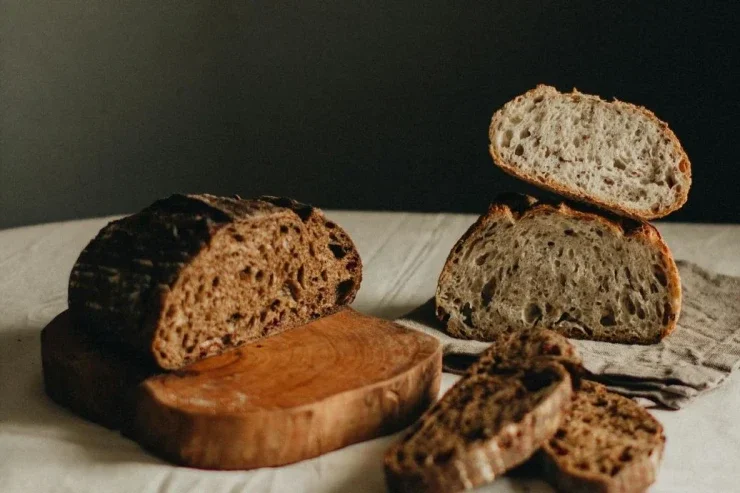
[539,381,665,493]
[68,194,362,369]
[489,85,691,221]
[435,193,682,342]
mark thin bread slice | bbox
[435,194,681,344]
[540,380,665,493]
[384,361,573,493]
[467,327,583,376]
[489,85,691,220]
[68,194,362,370]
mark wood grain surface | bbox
[41,307,442,470]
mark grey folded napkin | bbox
[395,261,740,409]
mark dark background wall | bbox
[2,1,738,228]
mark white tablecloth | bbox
[1,212,739,493]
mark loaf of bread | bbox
[68,194,362,369]
[435,193,681,344]
[489,85,691,220]
[540,380,665,493]
[384,330,578,493]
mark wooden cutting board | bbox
[41,308,442,469]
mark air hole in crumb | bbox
[623,296,636,315]
[336,280,355,303]
[547,241,555,247]
[461,303,475,327]
[256,271,264,282]
[280,225,289,234]
[613,159,626,170]
[636,305,646,320]
[663,302,672,325]
[321,270,328,282]
[229,312,244,322]
[515,144,524,156]
[521,369,555,392]
[533,96,544,104]
[475,253,489,265]
[329,243,347,259]
[502,130,513,147]
[166,306,176,319]
[481,279,496,306]
[564,229,575,236]
[433,448,454,464]
[212,277,220,287]
[520,128,531,139]
[523,303,542,324]
[604,177,614,186]
[619,448,633,462]
[654,266,668,286]
[232,234,245,242]
[600,311,616,327]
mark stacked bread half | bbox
[438,85,689,345]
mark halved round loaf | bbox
[384,361,573,493]
[540,380,665,493]
[68,194,362,369]
[489,85,691,220]
[435,194,681,344]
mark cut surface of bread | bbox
[68,194,362,370]
[384,361,572,493]
[540,380,665,493]
[436,194,681,344]
[489,85,691,220]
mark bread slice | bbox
[539,380,665,493]
[489,85,691,220]
[468,327,583,376]
[435,194,681,344]
[384,361,573,493]
[68,194,362,370]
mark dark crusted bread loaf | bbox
[68,194,362,370]
[435,193,681,344]
[540,380,665,493]
[384,360,573,493]
[489,85,691,220]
